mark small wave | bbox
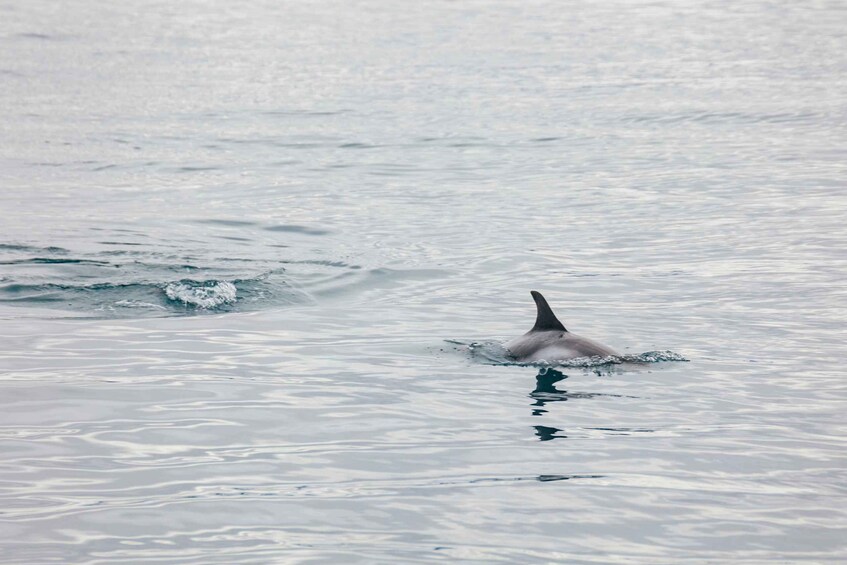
[0,244,325,318]
[264,224,331,236]
[0,244,69,254]
[0,258,110,266]
[16,32,56,40]
[164,280,237,309]
[448,340,687,368]
[0,273,306,318]
[621,110,819,126]
[113,300,168,311]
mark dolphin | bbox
[505,291,619,363]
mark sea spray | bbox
[164,280,237,309]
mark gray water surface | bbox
[2,1,846,563]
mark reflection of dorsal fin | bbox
[530,290,567,332]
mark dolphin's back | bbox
[505,291,619,362]
[506,330,618,363]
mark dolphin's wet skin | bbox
[506,290,621,363]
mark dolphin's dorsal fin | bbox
[530,290,567,332]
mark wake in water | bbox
[0,275,304,317]
[446,339,688,368]
[0,244,311,317]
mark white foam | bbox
[164,281,237,309]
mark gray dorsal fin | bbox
[530,290,567,332]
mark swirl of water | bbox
[164,280,237,309]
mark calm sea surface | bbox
[1,1,846,563]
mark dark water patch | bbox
[585,427,654,435]
[447,142,489,148]
[0,243,69,254]
[622,110,821,126]
[196,219,258,228]
[282,259,360,269]
[413,136,491,146]
[339,142,377,149]
[15,32,55,40]
[433,474,604,486]
[537,474,603,482]
[0,282,158,305]
[129,261,203,273]
[535,425,566,441]
[98,241,144,246]
[262,109,350,117]
[90,227,131,234]
[265,225,331,236]
[0,257,112,266]
[5,254,204,278]
[176,166,220,172]
[271,159,303,167]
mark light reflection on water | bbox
[1,0,846,562]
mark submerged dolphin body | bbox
[505,291,619,363]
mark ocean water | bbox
[1,1,846,562]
